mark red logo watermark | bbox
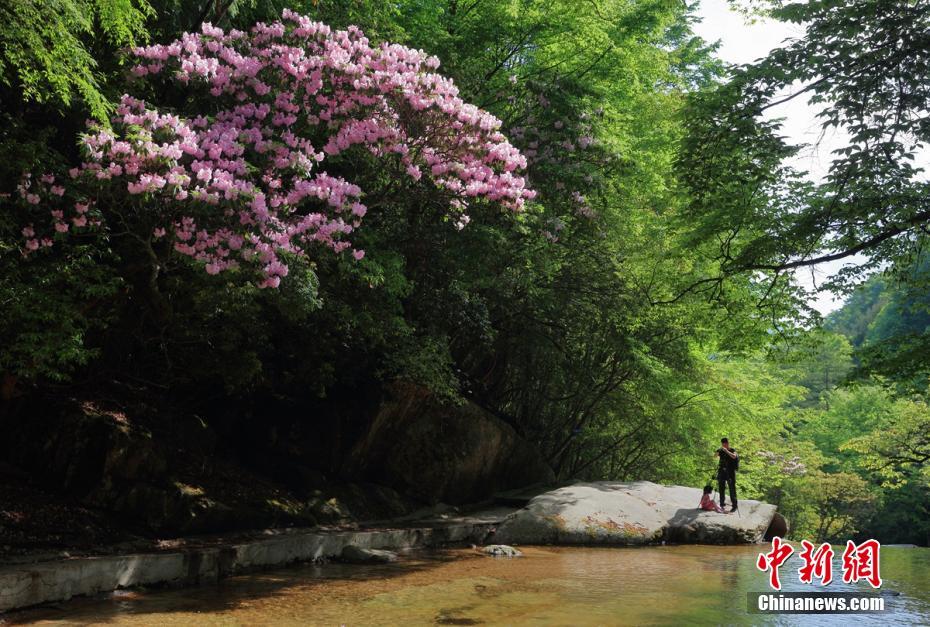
[841,539,882,588]
[756,537,794,590]
[757,537,881,590]
[798,540,834,586]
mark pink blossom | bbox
[12,10,533,287]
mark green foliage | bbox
[799,386,895,472]
[681,0,930,305]
[824,274,888,348]
[857,282,930,394]
[859,481,930,547]
[843,395,930,487]
[648,351,805,491]
[1,120,121,381]
[779,471,877,543]
[0,225,121,381]
[0,0,153,119]
[823,260,930,392]
[736,281,930,544]
[774,330,853,406]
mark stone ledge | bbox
[0,519,498,613]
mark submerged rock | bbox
[481,544,522,557]
[340,545,399,564]
[492,481,778,546]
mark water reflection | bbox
[5,545,929,625]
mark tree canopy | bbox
[1,0,929,546]
[681,0,930,297]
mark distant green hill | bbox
[825,275,888,348]
[826,261,930,390]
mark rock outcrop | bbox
[343,382,555,504]
[0,398,419,541]
[493,481,778,545]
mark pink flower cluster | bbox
[16,10,534,286]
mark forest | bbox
[1,0,929,552]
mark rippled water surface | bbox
[7,545,930,625]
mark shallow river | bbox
[6,545,930,625]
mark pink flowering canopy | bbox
[16,10,534,287]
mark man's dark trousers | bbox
[718,468,737,509]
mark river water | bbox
[6,545,930,625]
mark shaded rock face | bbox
[1,401,175,521]
[0,398,418,539]
[0,403,295,535]
[493,481,778,545]
[343,383,555,505]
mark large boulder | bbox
[493,481,778,545]
[343,383,555,504]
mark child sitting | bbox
[700,484,727,513]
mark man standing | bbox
[716,437,739,512]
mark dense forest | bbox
[1,0,928,549]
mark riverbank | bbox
[0,507,513,612]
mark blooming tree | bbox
[14,9,534,287]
